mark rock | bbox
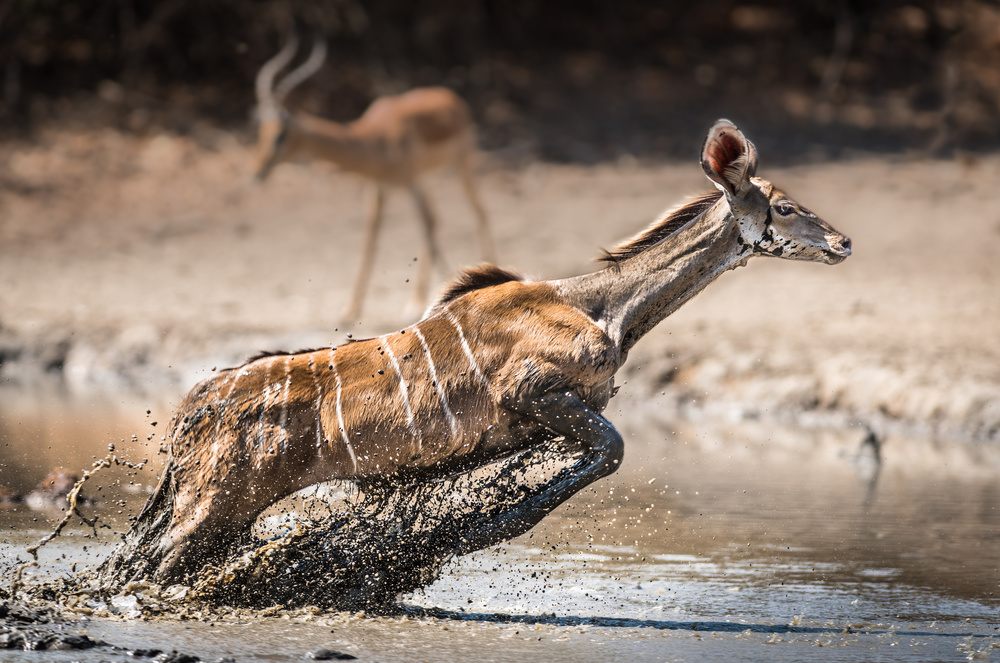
[0,626,107,651]
[0,487,23,504]
[306,648,357,660]
[153,650,201,663]
[24,468,90,509]
[41,633,106,650]
[131,648,165,658]
[0,630,27,649]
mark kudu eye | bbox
[775,202,796,216]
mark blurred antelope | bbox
[104,119,851,583]
[253,31,495,320]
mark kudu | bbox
[114,119,851,582]
[253,32,495,320]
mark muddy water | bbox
[1,392,998,662]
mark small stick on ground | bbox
[9,448,119,598]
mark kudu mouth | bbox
[823,235,852,263]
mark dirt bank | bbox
[1,128,998,444]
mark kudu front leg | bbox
[456,390,624,555]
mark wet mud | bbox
[0,597,203,660]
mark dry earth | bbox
[1,126,999,447]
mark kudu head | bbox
[252,32,328,181]
[701,119,852,265]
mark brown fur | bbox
[430,264,524,309]
[356,87,471,146]
[147,278,617,579]
[243,347,327,365]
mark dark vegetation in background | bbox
[2,0,999,161]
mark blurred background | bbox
[2,0,1000,159]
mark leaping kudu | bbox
[112,119,851,582]
[253,30,495,320]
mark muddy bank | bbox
[1,131,999,448]
[622,341,1000,444]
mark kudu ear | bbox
[700,119,758,197]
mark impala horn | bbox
[273,36,327,107]
[255,29,300,118]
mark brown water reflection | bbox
[0,389,166,497]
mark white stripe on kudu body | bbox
[330,350,360,473]
[381,335,423,446]
[132,119,851,584]
[444,308,490,392]
[211,371,241,458]
[278,356,292,453]
[413,326,460,438]
[308,352,324,449]
[256,360,273,457]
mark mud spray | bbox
[9,440,580,615]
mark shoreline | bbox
[2,321,998,449]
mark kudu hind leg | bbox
[155,474,259,581]
[153,484,224,580]
[456,391,624,555]
[344,184,386,322]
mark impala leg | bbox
[344,184,386,321]
[455,390,624,554]
[458,153,496,263]
[409,183,449,313]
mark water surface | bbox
[0,394,997,662]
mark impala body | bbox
[252,33,494,320]
[106,120,851,582]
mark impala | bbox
[253,31,495,320]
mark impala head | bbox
[253,32,327,181]
[701,119,851,265]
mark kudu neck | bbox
[559,199,753,355]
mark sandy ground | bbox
[1,126,999,445]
